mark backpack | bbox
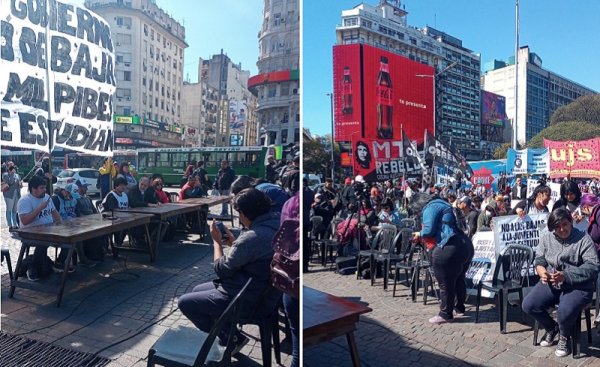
[271,219,299,299]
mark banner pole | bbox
[44,16,54,194]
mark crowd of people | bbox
[304,172,600,357]
[2,150,301,367]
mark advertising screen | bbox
[353,138,424,182]
[361,44,434,142]
[333,44,362,141]
[481,91,507,127]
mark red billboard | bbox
[333,44,434,144]
[362,44,434,141]
[333,44,362,141]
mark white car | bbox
[55,168,101,196]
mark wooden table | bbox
[303,287,372,367]
[10,212,153,307]
[180,195,233,227]
[117,201,212,260]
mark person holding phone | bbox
[177,188,279,354]
[522,208,598,357]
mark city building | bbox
[199,53,258,146]
[335,0,482,159]
[248,0,300,146]
[481,46,597,146]
[86,0,187,149]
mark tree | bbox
[550,94,600,126]
[526,121,600,148]
[492,142,512,159]
[303,134,343,180]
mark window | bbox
[268,86,276,97]
[115,33,131,45]
[116,71,131,81]
[344,17,358,27]
[116,88,131,98]
[142,77,146,86]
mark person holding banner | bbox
[522,208,599,357]
[512,185,551,217]
[410,193,474,324]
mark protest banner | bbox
[1,0,116,156]
[544,138,600,178]
[506,148,549,176]
[469,159,507,192]
[465,231,495,297]
[493,213,548,255]
[524,181,560,210]
[424,130,473,179]
[352,136,424,183]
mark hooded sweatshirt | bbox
[533,227,598,290]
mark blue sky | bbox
[155,0,262,82]
[303,0,600,137]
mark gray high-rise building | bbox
[481,46,597,146]
[337,0,482,159]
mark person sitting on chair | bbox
[179,176,203,201]
[177,189,279,354]
[129,177,160,208]
[522,208,598,357]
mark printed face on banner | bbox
[353,139,423,182]
[0,0,116,156]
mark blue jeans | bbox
[219,190,230,215]
[522,281,593,338]
[283,294,299,367]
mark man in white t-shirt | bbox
[17,175,62,281]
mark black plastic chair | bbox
[475,244,534,333]
[532,303,593,359]
[147,278,253,367]
[308,216,323,263]
[356,224,397,281]
[318,217,344,268]
[371,226,403,290]
[238,285,283,367]
[392,238,436,304]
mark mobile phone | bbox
[216,221,228,238]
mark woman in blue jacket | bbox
[410,193,474,324]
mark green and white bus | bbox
[136,146,269,186]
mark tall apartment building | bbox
[198,53,258,146]
[337,0,482,159]
[249,0,300,146]
[86,0,187,150]
[481,46,597,146]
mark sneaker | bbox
[428,315,451,324]
[26,268,40,281]
[555,335,570,357]
[539,325,559,347]
[453,309,465,317]
[53,262,75,273]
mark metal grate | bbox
[0,331,112,367]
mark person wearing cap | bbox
[265,155,277,183]
[73,179,106,262]
[457,196,479,239]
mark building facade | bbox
[249,0,300,146]
[481,46,597,146]
[336,0,482,159]
[198,53,258,146]
[86,0,187,149]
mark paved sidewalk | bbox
[0,190,292,367]
[303,263,600,367]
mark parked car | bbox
[55,168,100,196]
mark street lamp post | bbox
[326,92,335,181]
[416,61,458,137]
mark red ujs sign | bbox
[362,44,434,142]
[544,138,600,178]
[333,44,362,141]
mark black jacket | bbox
[511,185,527,200]
[129,186,158,207]
[215,167,236,190]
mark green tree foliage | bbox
[550,94,600,126]
[527,121,600,148]
[303,134,342,178]
[493,142,512,159]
